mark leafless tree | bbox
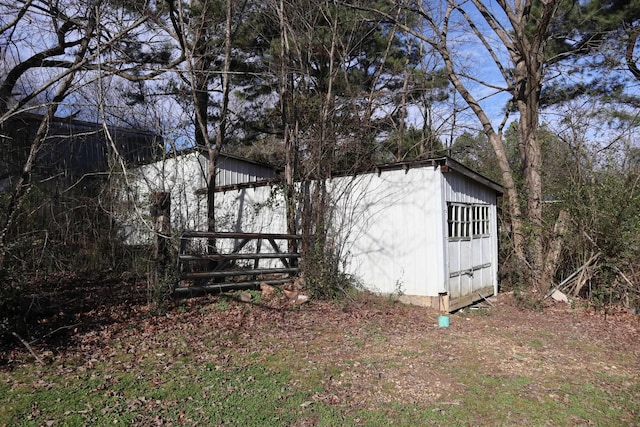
[164,0,244,254]
[265,0,424,295]
[0,0,183,270]
[364,0,565,292]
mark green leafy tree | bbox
[541,0,640,107]
[235,0,426,175]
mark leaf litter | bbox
[1,274,639,424]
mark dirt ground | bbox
[2,273,639,422]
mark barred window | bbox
[448,203,490,239]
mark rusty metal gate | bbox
[173,231,301,296]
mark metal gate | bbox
[173,231,301,296]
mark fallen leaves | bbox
[1,273,640,425]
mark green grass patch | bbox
[2,361,314,426]
[3,341,638,427]
[2,293,639,426]
[442,371,640,426]
[461,307,492,317]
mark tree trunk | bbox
[510,0,558,291]
[399,0,561,292]
[152,191,171,278]
[543,209,570,286]
[278,0,299,257]
[486,132,526,264]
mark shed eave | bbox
[367,157,503,196]
[440,157,503,195]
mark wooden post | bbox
[152,192,171,279]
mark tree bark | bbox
[508,0,561,292]
[625,25,640,81]
[278,0,299,257]
[152,192,172,278]
[543,209,570,287]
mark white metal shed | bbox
[204,156,502,311]
[121,149,280,244]
[126,153,502,311]
[328,157,502,311]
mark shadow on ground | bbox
[1,272,151,358]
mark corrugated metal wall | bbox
[123,155,500,308]
[121,151,208,244]
[215,155,277,187]
[122,152,279,245]
[442,171,497,204]
[332,167,446,297]
[442,171,499,307]
[214,186,286,235]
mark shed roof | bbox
[372,157,503,195]
[211,156,503,196]
[163,146,280,171]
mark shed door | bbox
[447,204,493,301]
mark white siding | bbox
[215,155,277,186]
[331,167,446,297]
[119,152,278,245]
[119,151,208,245]
[214,186,287,235]
[203,186,288,268]
[442,171,499,302]
[335,166,499,303]
[442,171,497,205]
[121,155,501,308]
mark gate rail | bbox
[174,231,301,296]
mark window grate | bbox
[447,203,490,239]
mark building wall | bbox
[329,167,446,298]
[209,185,288,266]
[442,171,499,309]
[121,154,500,309]
[119,152,281,246]
[215,155,277,187]
[118,151,207,245]
[214,185,286,234]
[0,114,161,180]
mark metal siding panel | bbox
[436,171,448,294]
[490,204,499,295]
[444,169,499,303]
[126,152,277,245]
[450,273,461,299]
[448,240,460,298]
[472,238,482,271]
[130,157,498,306]
[482,237,492,265]
[210,156,277,186]
[444,171,494,205]
[334,167,439,297]
[214,186,287,235]
[125,151,209,244]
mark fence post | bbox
[152,192,171,282]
